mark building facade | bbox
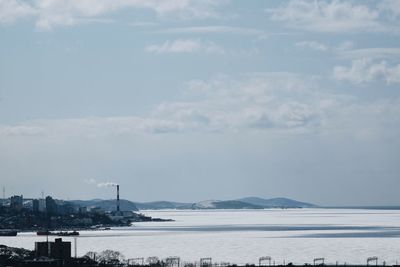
[10,195,23,211]
[35,238,71,259]
[45,196,57,214]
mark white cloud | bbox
[0,0,36,24]
[0,73,336,137]
[0,116,184,138]
[152,73,343,133]
[145,39,225,54]
[295,41,329,51]
[1,0,225,30]
[294,40,358,54]
[1,73,399,139]
[336,41,354,51]
[97,182,117,188]
[334,58,400,84]
[160,26,264,35]
[0,125,45,136]
[269,0,392,33]
[338,48,400,59]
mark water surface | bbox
[1,209,400,265]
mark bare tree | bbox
[84,251,97,261]
[96,250,125,264]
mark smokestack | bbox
[117,184,120,212]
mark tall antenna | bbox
[41,190,44,199]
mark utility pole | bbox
[74,237,78,258]
[116,185,120,212]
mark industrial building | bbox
[35,238,71,259]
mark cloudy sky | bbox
[0,0,399,205]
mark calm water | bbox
[2,209,400,265]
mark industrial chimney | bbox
[116,184,120,212]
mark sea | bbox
[1,208,400,265]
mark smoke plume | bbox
[97,182,118,188]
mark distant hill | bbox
[192,200,264,209]
[238,197,316,208]
[70,199,138,211]
[134,201,192,210]
[69,197,315,211]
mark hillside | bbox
[134,197,316,210]
[134,201,192,210]
[238,197,316,208]
[192,200,264,209]
[69,197,316,211]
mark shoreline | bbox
[1,218,175,234]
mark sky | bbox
[0,0,399,206]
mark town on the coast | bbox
[0,185,170,234]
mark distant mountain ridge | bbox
[70,197,316,211]
[134,197,316,210]
[191,200,264,210]
[134,201,192,210]
[237,197,316,208]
